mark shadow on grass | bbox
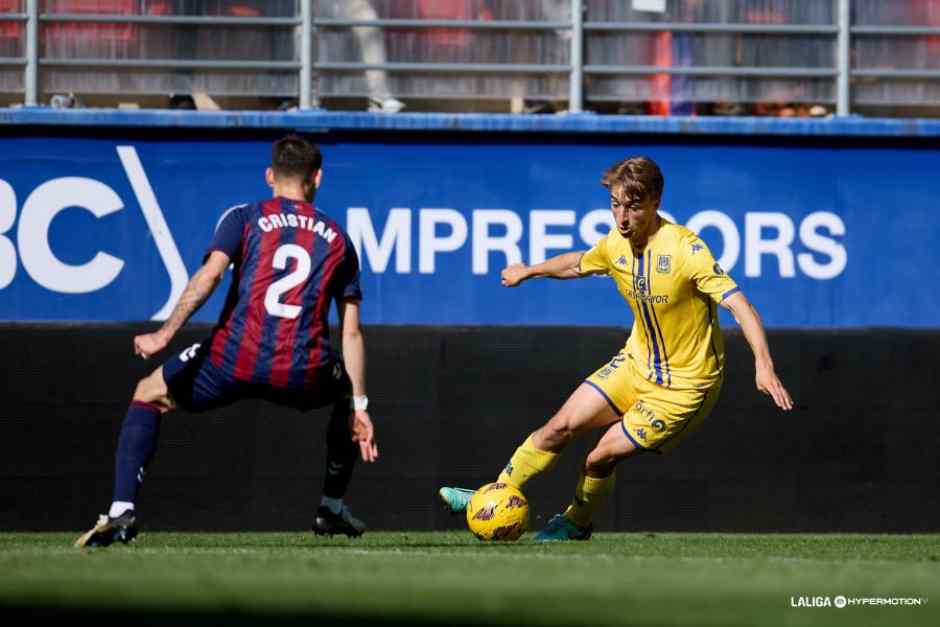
[300,541,540,549]
[2,606,542,627]
[135,538,540,550]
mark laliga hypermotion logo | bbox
[0,146,187,320]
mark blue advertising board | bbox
[0,128,937,328]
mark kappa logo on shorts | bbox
[332,362,342,380]
[656,255,671,274]
[635,428,647,441]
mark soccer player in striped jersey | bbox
[440,156,792,541]
[76,135,378,547]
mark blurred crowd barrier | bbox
[1,1,939,116]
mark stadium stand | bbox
[0,0,938,116]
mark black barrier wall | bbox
[1,324,937,533]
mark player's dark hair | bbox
[271,134,322,181]
[601,156,664,205]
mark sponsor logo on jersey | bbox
[627,292,670,304]
[627,284,670,304]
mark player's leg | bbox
[111,367,176,514]
[76,341,235,548]
[535,422,642,541]
[573,423,639,523]
[74,367,175,548]
[498,382,621,486]
[498,350,638,493]
[288,361,367,538]
[312,397,367,538]
[439,381,622,513]
[536,376,724,541]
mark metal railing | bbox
[0,0,939,115]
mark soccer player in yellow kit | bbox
[440,156,793,540]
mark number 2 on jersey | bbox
[264,244,311,319]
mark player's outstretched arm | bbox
[721,291,794,411]
[501,251,588,287]
[338,299,378,463]
[133,251,230,359]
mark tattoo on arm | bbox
[159,270,219,338]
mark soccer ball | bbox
[466,482,529,541]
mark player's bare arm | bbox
[133,251,231,359]
[501,251,593,287]
[721,291,794,411]
[338,299,378,463]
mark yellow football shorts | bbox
[584,350,722,454]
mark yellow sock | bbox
[564,472,616,528]
[496,435,558,490]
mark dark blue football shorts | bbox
[161,340,351,413]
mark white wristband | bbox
[352,395,369,411]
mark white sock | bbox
[320,496,343,515]
[109,501,134,518]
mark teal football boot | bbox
[533,513,592,542]
[438,487,475,514]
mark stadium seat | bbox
[0,0,22,43]
[43,0,139,53]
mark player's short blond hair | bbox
[601,156,664,206]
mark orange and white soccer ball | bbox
[466,482,529,541]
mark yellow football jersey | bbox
[578,220,739,391]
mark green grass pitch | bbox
[1,532,937,627]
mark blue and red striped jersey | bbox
[204,197,362,388]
